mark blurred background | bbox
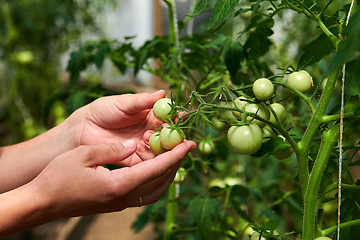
[0,0,205,239]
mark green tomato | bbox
[253,78,274,101]
[199,140,215,155]
[262,125,275,139]
[273,135,293,160]
[159,126,184,150]
[314,237,332,240]
[14,50,34,64]
[227,123,263,155]
[287,70,313,93]
[243,103,270,128]
[232,96,247,119]
[219,101,234,120]
[269,103,287,124]
[250,230,279,240]
[153,98,174,121]
[174,167,187,183]
[211,117,226,130]
[149,132,167,155]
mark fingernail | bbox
[151,89,164,96]
[123,139,136,149]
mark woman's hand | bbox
[0,139,196,238]
[67,90,168,166]
[31,139,196,218]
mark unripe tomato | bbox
[287,70,313,93]
[314,237,332,240]
[174,167,187,183]
[149,132,167,155]
[199,140,215,155]
[273,135,293,160]
[253,78,274,101]
[232,96,247,119]
[269,103,287,124]
[211,117,226,130]
[14,50,34,64]
[243,103,270,128]
[227,123,263,155]
[262,125,275,139]
[159,126,184,150]
[153,98,174,121]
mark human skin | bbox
[0,90,196,237]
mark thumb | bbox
[84,140,137,166]
[113,90,166,115]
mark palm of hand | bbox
[77,94,164,165]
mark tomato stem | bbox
[302,125,339,240]
[321,219,360,236]
[164,182,177,240]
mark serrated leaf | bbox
[244,18,274,58]
[95,42,110,69]
[223,39,245,75]
[188,197,221,239]
[299,33,335,67]
[328,9,360,73]
[208,0,239,30]
[188,0,211,17]
[252,136,291,157]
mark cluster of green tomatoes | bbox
[227,70,312,156]
[149,70,313,158]
[149,98,185,155]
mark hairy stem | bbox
[302,125,339,240]
[164,183,176,240]
[297,70,339,194]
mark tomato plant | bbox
[66,0,360,240]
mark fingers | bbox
[79,140,137,166]
[113,90,166,115]
[139,162,181,206]
[112,140,196,188]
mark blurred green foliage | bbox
[0,0,114,144]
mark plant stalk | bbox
[302,125,339,240]
[164,182,176,240]
[297,69,339,194]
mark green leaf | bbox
[208,0,239,30]
[299,33,335,67]
[252,136,291,157]
[328,9,360,73]
[345,60,360,97]
[188,0,211,17]
[244,17,274,58]
[223,39,245,75]
[95,42,110,69]
[188,197,221,239]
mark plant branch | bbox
[322,219,360,236]
[302,125,340,240]
[163,183,177,240]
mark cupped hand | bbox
[31,139,196,218]
[67,90,167,166]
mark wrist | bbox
[0,182,54,238]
